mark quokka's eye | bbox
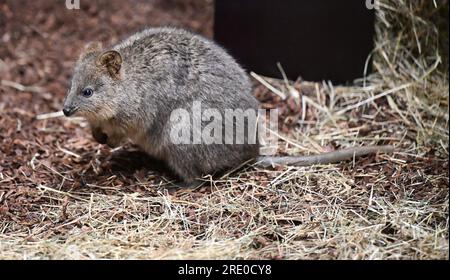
[82,88,93,98]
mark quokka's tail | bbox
[255,145,395,168]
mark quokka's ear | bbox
[80,41,103,59]
[96,50,122,80]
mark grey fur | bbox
[64,27,260,183]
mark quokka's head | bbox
[63,42,124,121]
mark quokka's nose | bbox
[63,106,76,117]
[62,108,71,117]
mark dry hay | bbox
[0,0,448,259]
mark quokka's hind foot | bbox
[166,179,206,193]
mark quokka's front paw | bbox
[106,137,123,148]
[92,127,108,144]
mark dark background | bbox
[214,0,375,83]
